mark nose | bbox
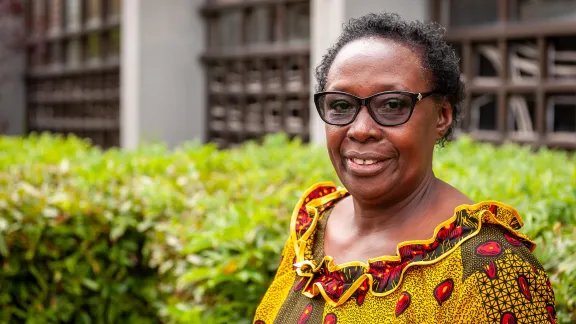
[347,106,384,143]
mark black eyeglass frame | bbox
[313,90,441,127]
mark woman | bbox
[254,13,556,324]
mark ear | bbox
[435,97,453,140]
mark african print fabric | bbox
[253,182,557,324]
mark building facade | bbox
[1,0,575,149]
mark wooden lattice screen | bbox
[25,0,121,148]
[201,0,311,148]
[432,0,576,149]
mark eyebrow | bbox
[325,82,409,93]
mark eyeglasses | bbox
[313,90,440,127]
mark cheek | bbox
[402,108,438,145]
[325,125,344,147]
[385,116,435,160]
[325,125,346,164]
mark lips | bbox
[345,158,390,176]
[344,151,389,161]
[350,158,379,165]
[343,152,392,176]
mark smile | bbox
[345,157,390,176]
[350,158,379,165]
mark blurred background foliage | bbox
[0,133,574,324]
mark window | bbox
[25,0,121,148]
[201,0,311,148]
[432,0,576,149]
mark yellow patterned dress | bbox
[253,182,557,324]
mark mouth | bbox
[349,158,380,165]
[344,157,391,177]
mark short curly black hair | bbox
[314,12,465,145]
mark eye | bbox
[382,99,408,109]
[330,101,352,111]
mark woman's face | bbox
[324,37,452,204]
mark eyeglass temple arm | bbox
[417,90,442,101]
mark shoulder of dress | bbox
[459,221,548,287]
[457,221,556,323]
[455,200,523,228]
[288,182,348,262]
[289,182,348,237]
[293,182,345,208]
[454,200,535,251]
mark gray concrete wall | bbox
[310,0,430,145]
[0,15,25,136]
[345,0,429,22]
[121,0,205,149]
[310,0,346,145]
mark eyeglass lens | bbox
[317,92,414,125]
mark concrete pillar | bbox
[309,0,429,145]
[0,13,25,136]
[121,0,205,149]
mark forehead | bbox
[325,37,429,95]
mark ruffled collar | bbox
[290,182,534,307]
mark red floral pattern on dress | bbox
[297,303,313,324]
[476,241,503,257]
[294,186,339,237]
[399,243,427,260]
[355,279,369,306]
[518,275,531,301]
[501,312,517,324]
[504,233,523,247]
[395,291,411,317]
[489,204,498,216]
[483,262,497,279]
[547,305,556,324]
[433,279,454,306]
[293,277,307,292]
[369,260,408,293]
[436,222,464,242]
[323,313,337,324]
[322,272,345,302]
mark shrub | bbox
[0,133,574,323]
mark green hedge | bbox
[0,133,574,324]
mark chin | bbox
[339,172,395,202]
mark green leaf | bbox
[28,264,48,293]
[110,225,126,241]
[0,232,8,257]
[81,278,100,291]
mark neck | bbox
[349,170,439,236]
